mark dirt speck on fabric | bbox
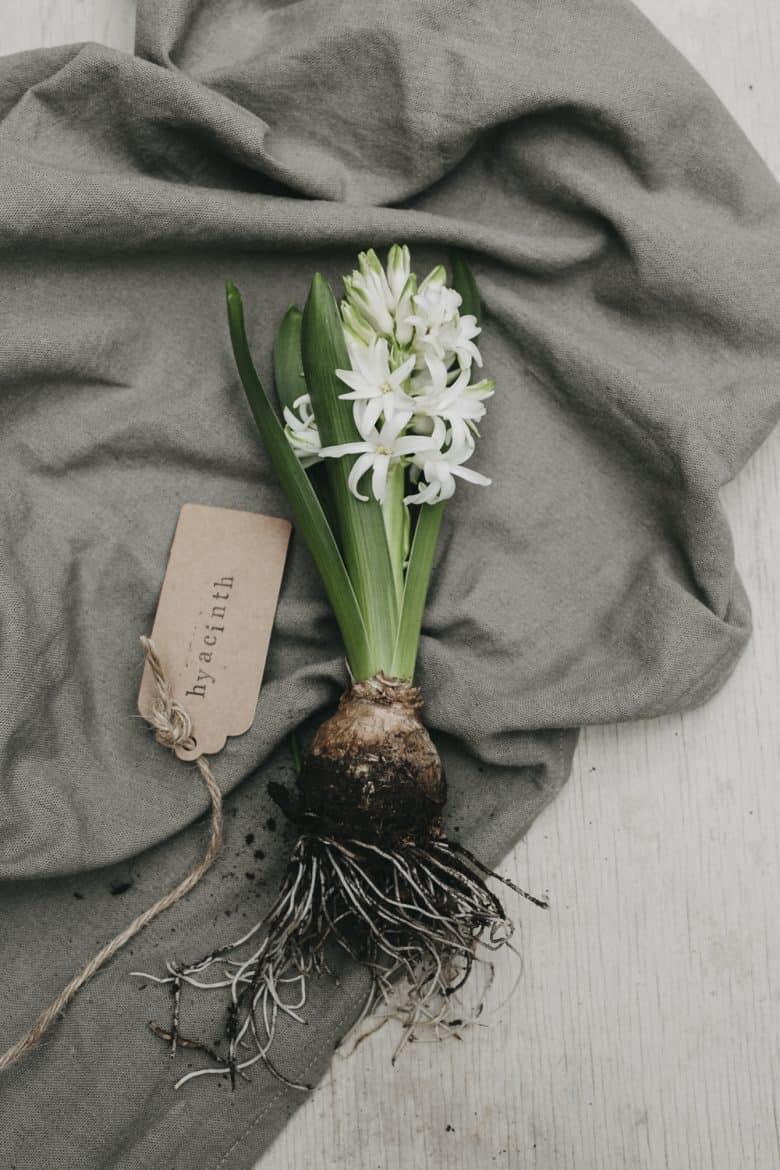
[265,817,277,832]
[245,832,255,845]
[109,881,133,897]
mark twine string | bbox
[0,635,224,1073]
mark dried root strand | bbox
[135,832,545,1090]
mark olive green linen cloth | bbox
[1,1,779,1167]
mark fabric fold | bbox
[0,2,778,1167]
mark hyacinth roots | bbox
[137,678,546,1090]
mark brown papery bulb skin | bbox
[297,676,446,846]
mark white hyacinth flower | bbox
[335,337,417,435]
[410,282,461,330]
[386,244,411,303]
[406,278,468,367]
[277,244,495,508]
[393,273,417,346]
[412,357,494,447]
[340,300,376,351]
[343,249,396,336]
[417,264,447,295]
[319,413,437,504]
[283,393,322,468]
[404,431,491,506]
[435,311,483,370]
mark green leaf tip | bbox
[449,250,481,324]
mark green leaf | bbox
[301,273,399,674]
[273,306,306,413]
[449,250,482,323]
[225,281,374,680]
[391,501,444,681]
[273,303,338,534]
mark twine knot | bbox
[140,635,197,753]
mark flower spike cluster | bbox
[283,246,493,506]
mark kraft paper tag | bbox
[138,503,291,760]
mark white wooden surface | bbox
[2,3,778,1168]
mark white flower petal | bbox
[374,412,404,444]
[451,466,492,486]
[371,454,391,503]
[347,452,375,501]
[334,367,372,394]
[394,434,439,456]
[358,395,385,436]
[389,352,416,388]
[319,440,371,458]
[404,479,440,506]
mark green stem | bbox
[381,462,408,607]
[391,501,445,680]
